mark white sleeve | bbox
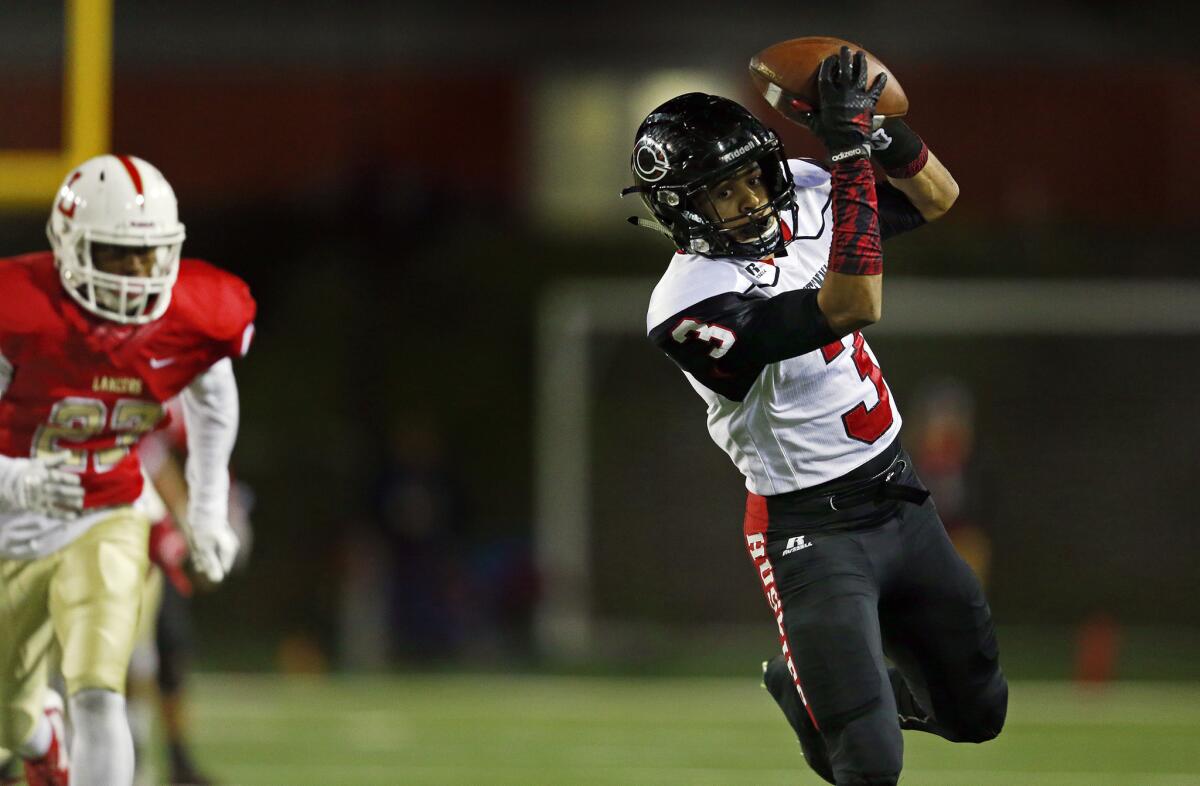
[0,351,12,400]
[0,352,17,509]
[180,358,239,524]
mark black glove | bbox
[810,47,887,163]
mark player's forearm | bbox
[887,149,958,221]
[0,454,23,512]
[819,157,884,334]
[181,358,238,523]
[872,118,957,221]
[0,354,19,504]
[152,453,190,524]
[0,351,12,400]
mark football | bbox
[749,36,908,118]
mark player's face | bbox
[701,164,777,243]
[91,243,158,277]
[87,242,164,316]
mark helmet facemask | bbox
[54,234,183,324]
[674,152,796,259]
[641,149,797,260]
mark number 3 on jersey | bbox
[672,318,736,359]
[821,331,893,444]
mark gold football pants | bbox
[0,508,149,750]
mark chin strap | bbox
[622,185,676,240]
[626,216,674,239]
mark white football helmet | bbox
[46,154,186,324]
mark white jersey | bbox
[646,159,902,496]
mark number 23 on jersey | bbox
[33,397,165,472]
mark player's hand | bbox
[184,513,240,584]
[149,519,195,596]
[809,47,888,163]
[0,453,84,519]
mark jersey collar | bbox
[735,258,780,289]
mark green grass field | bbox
[157,675,1200,785]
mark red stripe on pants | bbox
[744,491,821,731]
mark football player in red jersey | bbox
[630,49,1006,785]
[0,154,254,786]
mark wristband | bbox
[887,144,928,179]
[873,118,928,178]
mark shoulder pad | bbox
[647,253,751,334]
[0,253,59,338]
[171,259,257,354]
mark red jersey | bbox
[0,252,255,509]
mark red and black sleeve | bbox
[827,158,883,276]
[796,158,922,241]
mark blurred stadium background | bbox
[2,1,1199,783]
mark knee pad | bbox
[967,678,1009,742]
[0,706,27,752]
[945,675,1008,743]
[0,695,42,754]
[763,656,836,784]
[835,761,900,786]
[827,704,903,786]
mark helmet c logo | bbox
[634,138,670,183]
[57,171,83,219]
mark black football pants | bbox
[744,451,1008,786]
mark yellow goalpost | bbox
[0,0,112,208]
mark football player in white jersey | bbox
[628,48,1007,785]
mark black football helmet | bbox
[623,92,797,260]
